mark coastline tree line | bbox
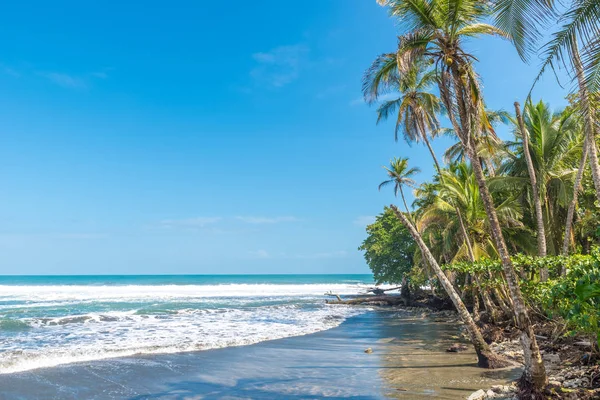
[359,0,600,397]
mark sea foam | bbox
[0,280,379,374]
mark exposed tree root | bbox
[477,350,513,369]
[517,374,546,400]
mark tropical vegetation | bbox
[359,0,600,396]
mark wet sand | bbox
[0,311,520,399]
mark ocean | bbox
[0,274,375,374]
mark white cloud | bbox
[39,72,88,89]
[235,216,299,224]
[38,69,110,89]
[250,44,309,87]
[353,216,376,227]
[159,217,222,229]
[248,249,271,259]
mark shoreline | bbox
[0,309,519,399]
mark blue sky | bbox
[0,1,571,275]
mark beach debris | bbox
[365,286,401,295]
[364,347,373,354]
[324,291,342,301]
[466,389,486,400]
[446,343,468,352]
[574,341,592,348]
[325,294,407,306]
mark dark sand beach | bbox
[0,311,520,400]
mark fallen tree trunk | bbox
[366,286,401,295]
[325,295,407,306]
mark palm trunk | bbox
[571,37,600,205]
[562,135,588,258]
[465,118,547,392]
[422,132,443,173]
[457,207,476,262]
[484,157,496,177]
[443,65,547,390]
[492,286,512,317]
[399,188,411,216]
[514,102,548,281]
[390,205,506,368]
[473,273,499,323]
[472,282,481,321]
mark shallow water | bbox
[0,311,520,399]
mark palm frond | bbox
[493,0,556,62]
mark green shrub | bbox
[443,250,600,346]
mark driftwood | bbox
[324,291,342,301]
[325,295,407,306]
[366,286,401,295]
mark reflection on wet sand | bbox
[376,314,521,399]
[0,310,520,399]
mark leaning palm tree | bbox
[379,157,420,215]
[377,0,547,390]
[418,163,528,322]
[381,160,506,367]
[390,204,507,368]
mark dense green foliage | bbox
[358,208,416,285]
[360,1,600,378]
[441,251,600,350]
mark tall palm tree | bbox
[376,0,547,390]
[514,101,548,280]
[494,0,600,205]
[379,157,420,215]
[497,101,582,257]
[563,97,592,256]
[364,57,483,263]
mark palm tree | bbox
[563,97,592,256]
[444,109,511,174]
[514,101,547,280]
[497,101,582,257]
[363,59,443,171]
[419,163,526,262]
[379,157,420,215]
[377,0,547,390]
[494,0,600,205]
[390,204,507,367]
[364,58,484,263]
[418,163,527,322]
